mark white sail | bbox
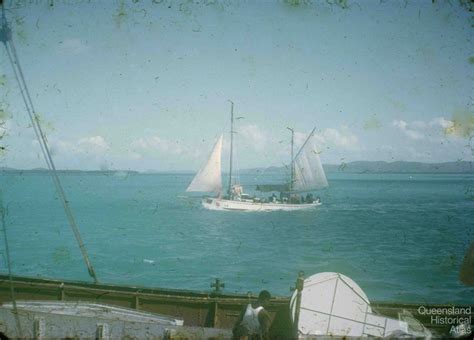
[186,135,223,193]
[293,133,328,192]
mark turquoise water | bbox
[0,171,473,304]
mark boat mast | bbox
[287,127,294,191]
[294,126,317,160]
[227,100,234,196]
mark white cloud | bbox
[46,139,72,156]
[77,136,109,154]
[392,119,424,140]
[429,117,453,129]
[46,135,109,156]
[321,128,359,149]
[404,129,424,140]
[392,116,472,141]
[130,136,185,155]
[270,127,360,166]
[392,120,407,130]
[237,124,268,152]
[387,116,473,162]
[411,120,428,130]
[301,127,360,151]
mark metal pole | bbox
[0,198,23,338]
[227,100,234,197]
[287,127,294,191]
[294,126,316,161]
[293,271,305,338]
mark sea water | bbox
[0,171,473,304]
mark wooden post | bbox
[212,301,219,328]
[133,294,140,310]
[58,283,65,301]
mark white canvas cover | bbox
[186,135,223,193]
[289,272,417,337]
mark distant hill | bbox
[0,167,139,175]
[0,167,17,171]
[242,161,474,174]
[1,161,473,174]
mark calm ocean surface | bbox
[0,171,473,304]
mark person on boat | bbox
[231,184,243,200]
[232,290,272,340]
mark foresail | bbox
[293,133,328,192]
[186,135,223,193]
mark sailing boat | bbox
[186,102,328,211]
[0,4,458,338]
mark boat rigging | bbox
[0,1,98,283]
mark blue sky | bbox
[0,0,472,171]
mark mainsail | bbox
[292,131,328,192]
[256,128,328,193]
[186,135,223,193]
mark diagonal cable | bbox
[0,4,98,283]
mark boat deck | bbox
[0,274,471,337]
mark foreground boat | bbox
[0,301,188,339]
[0,273,471,338]
[187,101,328,212]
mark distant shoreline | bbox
[1,161,473,174]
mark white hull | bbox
[202,198,321,212]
